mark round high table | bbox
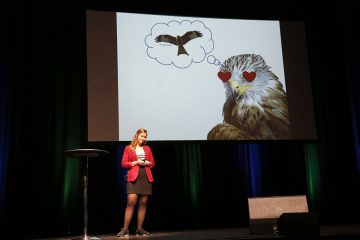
[63,149,109,240]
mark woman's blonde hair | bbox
[130,128,148,151]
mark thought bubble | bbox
[145,20,214,69]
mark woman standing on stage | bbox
[117,128,155,237]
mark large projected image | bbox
[117,12,287,141]
[86,10,317,142]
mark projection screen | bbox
[86,10,317,142]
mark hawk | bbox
[155,30,203,56]
[208,54,291,140]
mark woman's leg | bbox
[137,195,149,229]
[123,193,138,229]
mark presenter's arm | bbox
[121,146,139,168]
[146,146,155,168]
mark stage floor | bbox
[32,225,360,240]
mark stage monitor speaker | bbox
[248,195,309,235]
[277,212,319,238]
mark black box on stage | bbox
[247,195,309,235]
[277,212,319,237]
[249,218,277,235]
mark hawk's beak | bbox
[240,85,251,95]
[229,80,251,95]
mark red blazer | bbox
[121,145,155,182]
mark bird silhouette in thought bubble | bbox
[155,30,203,56]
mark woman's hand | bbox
[135,159,151,167]
[132,159,151,167]
[144,160,152,167]
[132,160,142,167]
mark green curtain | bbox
[175,143,203,223]
[304,144,322,210]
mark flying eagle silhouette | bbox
[155,30,203,56]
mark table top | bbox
[63,149,109,158]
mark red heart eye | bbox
[217,72,231,82]
[243,71,256,82]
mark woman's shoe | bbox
[116,228,129,238]
[136,228,150,236]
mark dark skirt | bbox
[127,167,152,195]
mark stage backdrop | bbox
[1,1,360,239]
